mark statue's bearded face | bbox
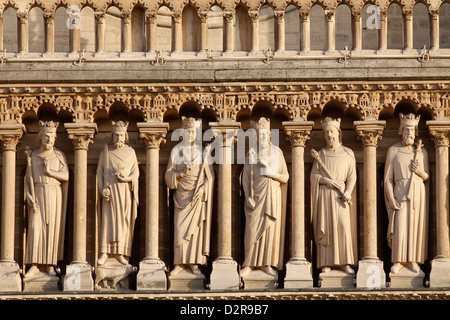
[402,125,415,146]
[40,132,56,150]
[113,131,126,148]
[258,129,270,153]
[324,126,340,149]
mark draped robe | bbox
[25,148,68,265]
[384,141,428,264]
[97,144,139,258]
[241,145,289,269]
[165,144,214,265]
[310,146,357,269]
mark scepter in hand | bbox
[25,145,38,213]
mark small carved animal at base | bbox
[95,264,137,290]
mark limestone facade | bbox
[0,0,449,296]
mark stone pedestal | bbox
[0,261,22,292]
[169,269,205,291]
[23,272,59,292]
[136,259,167,291]
[63,263,94,292]
[283,260,314,289]
[429,258,450,288]
[389,267,425,289]
[319,270,355,288]
[209,258,240,290]
[242,270,278,290]
[356,259,386,289]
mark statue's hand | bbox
[342,191,352,203]
[392,198,401,210]
[411,159,427,180]
[101,188,111,201]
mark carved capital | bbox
[248,11,259,22]
[427,120,450,147]
[137,122,169,150]
[17,12,28,24]
[172,11,182,23]
[0,124,25,152]
[223,11,234,22]
[121,11,131,24]
[94,11,105,23]
[274,10,285,21]
[198,11,208,23]
[146,11,157,23]
[354,121,386,147]
[64,123,97,151]
[282,121,314,148]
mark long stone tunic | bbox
[165,144,214,265]
[25,149,68,265]
[384,141,428,264]
[97,144,139,258]
[242,145,289,269]
[310,146,357,269]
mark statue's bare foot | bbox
[189,264,201,275]
[47,266,57,277]
[262,266,277,276]
[25,265,40,279]
[170,265,184,276]
[322,267,331,273]
[408,262,420,273]
[97,253,107,265]
[240,266,252,278]
[391,262,401,274]
[117,255,128,265]
[342,265,354,274]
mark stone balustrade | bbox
[0,0,449,57]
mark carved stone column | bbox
[249,11,259,53]
[378,10,387,51]
[63,123,97,292]
[325,10,335,53]
[146,11,157,52]
[403,9,413,52]
[354,120,386,289]
[0,124,25,292]
[198,11,208,52]
[282,121,314,289]
[17,12,28,54]
[223,11,234,52]
[44,12,54,54]
[352,10,362,51]
[209,121,240,290]
[95,11,106,53]
[300,11,310,53]
[427,120,450,287]
[136,122,169,291]
[172,11,182,53]
[0,13,3,52]
[121,11,132,53]
[275,11,285,52]
[69,9,81,54]
[429,9,439,51]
